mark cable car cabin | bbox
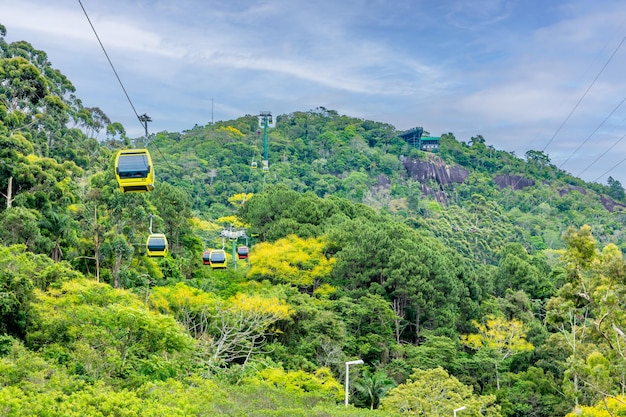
[146,233,168,257]
[237,246,249,259]
[115,149,155,193]
[202,250,211,265]
[251,161,258,169]
[209,249,227,269]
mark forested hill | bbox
[2,25,626,417]
[151,108,626,261]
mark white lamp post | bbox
[454,406,467,417]
[344,359,364,407]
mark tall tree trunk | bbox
[495,361,500,390]
[94,206,100,282]
[113,253,122,288]
[415,307,421,342]
[393,298,406,344]
[5,176,12,208]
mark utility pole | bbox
[138,113,152,143]
[220,228,248,269]
[258,111,273,172]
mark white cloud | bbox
[4,0,626,182]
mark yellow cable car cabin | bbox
[115,149,155,193]
[251,161,258,169]
[146,233,168,257]
[209,249,227,269]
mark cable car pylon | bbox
[220,227,248,269]
[258,111,274,172]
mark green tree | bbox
[150,182,192,253]
[27,278,194,386]
[353,369,396,409]
[0,206,44,251]
[380,367,501,416]
[606,176,625,201]
[493,243,553,299]
[461,315,534,390]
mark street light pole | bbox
[345,359,364,407]
[454,406,467,417]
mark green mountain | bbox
[1,25,626,416]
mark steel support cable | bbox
[506,23,626,195]
[595,157,626,182]
[578,130,626,177]
[78,0,176,173]
[77,0,141,123]
[559,95,626,169]
[542,26,626,154]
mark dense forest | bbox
[3,24,626,416]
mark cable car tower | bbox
[258,111,274,172]
[220,227,248,269]
[138,113,152,144]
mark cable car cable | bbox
[506,26,626,193]
[542,25,626,155]
[77,0,142,126]
[578,130,626,177]
[78,0,177,175]
[558,95,626,170]
[594,157,626,182]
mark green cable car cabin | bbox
[115,149,155,193]
[209,249,227,269]
[146,233,168,257]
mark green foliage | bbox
[7,24,626,415]
[353,368,396,409]
[330,218,473,342]
[0,243,79,339]
[497,366,572,417]
[380,367,501,416]
[254,366,343,401]
[27,278,194,386]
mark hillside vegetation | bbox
[2,24,626,416]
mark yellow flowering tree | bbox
[247,234,335,290]
[461,315,534,390]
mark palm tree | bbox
[353,369,396,410]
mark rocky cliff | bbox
[400,155,470,186]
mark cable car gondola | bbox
[237,246,249,260]
[202,250,211,265]
[146,233,168,257]
[115,148,155,193]
[209,249,227,269]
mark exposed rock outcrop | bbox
[400,155,469,205]
[558,185,587,196]
[400,155,470,185]
[493,174,535,190]
[600,195,626,212]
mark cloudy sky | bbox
[3,0,626,184]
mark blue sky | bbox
[3,0,626,184]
